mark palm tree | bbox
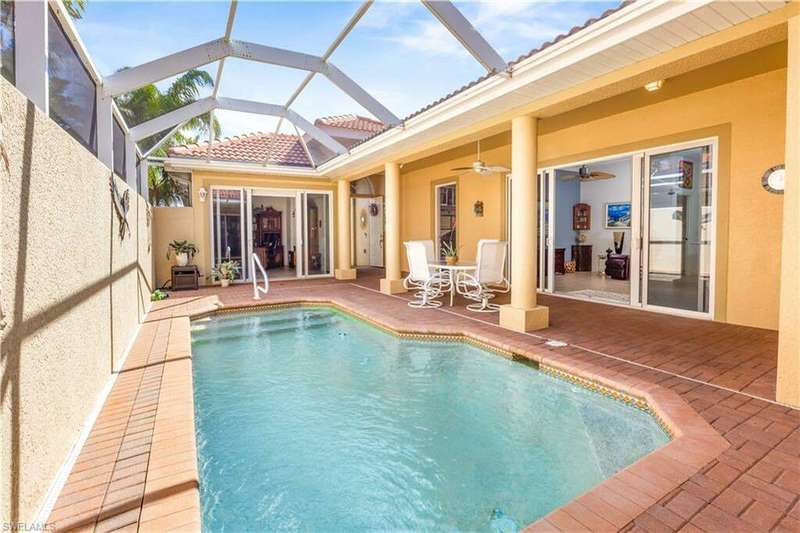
[63,0,86,19]
[114,69,222,206]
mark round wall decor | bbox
[762,165,785,194]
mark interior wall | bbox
[1,79,153,523]
[576,159,632,260]
[397,56,786,329]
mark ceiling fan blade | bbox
[451,166,474,171]
[589,171,616,180]
[484,165,510,173]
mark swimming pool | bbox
[191,306,669,531]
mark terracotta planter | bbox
[445,255,458,266]
[220,279,231,288]
[176,252,189,267]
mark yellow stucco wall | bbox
[154,170,338,285]
[398,57,786,330]
[1,79,153,522]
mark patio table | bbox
[428,260,477,307]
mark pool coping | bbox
[48,293,730,532]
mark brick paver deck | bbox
[47,270,798,532]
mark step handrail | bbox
[251,253,269,300]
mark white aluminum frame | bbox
[434,181,457,260]
[301,190,336,279]
[641,137,718,320]
[209,186,248,282]
[248,187,304,280]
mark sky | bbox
[74,0,619,140]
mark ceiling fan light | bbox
[645,79,664,92]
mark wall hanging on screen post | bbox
[473,200,484,217]
[368,202,379,216]
[761,164,785,194]
[110,173,131,240]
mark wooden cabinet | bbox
[254,207,284,269]
[554,248,565,275]
[573,203,591,230]
[571,245,593,272]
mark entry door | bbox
[642,141,715,317]
[302,191,334,277]
[211,187,247,281]
[369,197,384,267]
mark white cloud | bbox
[386,19,467,57]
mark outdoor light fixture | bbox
[198,187,208,202]
[645,80,664,92]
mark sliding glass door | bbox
[211,187,246,281]
[303,192,333,277]
[526,138,715,318]
[212,187,334,282]
[642,141,715,317]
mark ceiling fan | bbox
[451,140,510,176]
[559,165,616,181]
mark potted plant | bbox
[441,240,459,266]
[211,260,240,288]
[167,240,198,267]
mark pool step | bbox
[192,316,340,344]
[191,311,334,334]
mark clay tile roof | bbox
[314,114,386,133]
[168,132,312,167]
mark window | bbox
[113,117,126,178]
[435,182,457,259]
[0,0,13,84]
[48,9,96,153]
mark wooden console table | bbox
[571,245,593,272]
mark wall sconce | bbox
[198,187,208,202]
[644,80,664,92]
[473,200,484,217]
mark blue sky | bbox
[74,1,618,139]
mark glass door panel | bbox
[645,144,713,314]
[435,182,457,259]
[303,192,332,276]
[211,188,246,281]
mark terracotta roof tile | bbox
[168,132,312,167]
[314,114,386,133]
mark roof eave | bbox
[163,157,323,177]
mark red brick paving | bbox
[48,269,798,532]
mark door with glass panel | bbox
[435,182,457,259]
[302,192,333,277]
[211,188,247,281]
[642,141,715,317]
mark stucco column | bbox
[335,179,357,280]
[777,14,800,407]
[380,162,406,294]
[499,115,549,332]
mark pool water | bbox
[191,307,668,532]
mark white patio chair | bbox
[458,240,508,313]
[403,240,435,291]
[404,241,448,308]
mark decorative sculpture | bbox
[110,174,131,239]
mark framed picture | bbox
[605,202,631,229]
